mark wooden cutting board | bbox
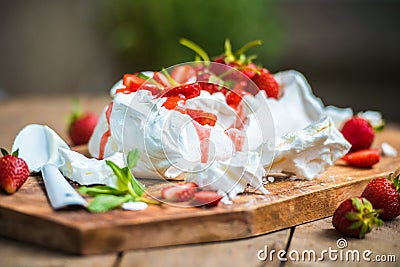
[0,128,399,255]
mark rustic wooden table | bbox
[0,95,399,267]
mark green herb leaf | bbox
[127,149,140,169]
[78,185,126,197]
[106,160,130,191]
[128,171,145,197]
[87,194,131,213]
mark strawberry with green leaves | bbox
[0,149,29,194]
[332,197,382,238]
[361,174,400,220]
[179,38,281,99]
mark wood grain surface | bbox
[0,126,399,255]
[1,96,400,257]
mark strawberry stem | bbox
[234,40,262,57]
[161,68,179,86]
[179,38,210,62]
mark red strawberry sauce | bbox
[98,102,114,160]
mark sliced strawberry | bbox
[122,73,160,95]
[123,74,146,90]
[161,182,198,202]
[170,65,196,84]
[186,108,217,126]
[193,191,223,207]
[342,148,380,168]
[153,72,171,88]
[159,82,201,100]
[198,82,228,95]
[162,96,185,110]
[226,84,249,109]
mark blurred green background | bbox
[0,0,399,121]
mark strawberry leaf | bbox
[11,149,19,157]
[1,148,9,156]
[349,220,362,230]
[351,197,363,212]
[362,198,373,211]
[359,222,368,238]
[345,212,360,221]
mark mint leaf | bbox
[78,185,126,197]
[128,171,145,197]
[127,149,140,169]
[106,160,130,191]
[87,194,131,213]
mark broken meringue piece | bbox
[263,117,351,179]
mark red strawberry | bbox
[361,175,400,220]
[162,96,185,110]
[0,149,30,194]
[341,117,375,151]
[68,102,99,146]
[119,73,160,95]
[342,148,380,168]
[198,82,228,95]
[226,82,249,109]
[239,63,258,79]
[186,109,217,126]
[332,197,382,238]
[161,182,198,202]
[123,73,146,90]
[159,82,201,100]
[193,191,223,207]
[252,68,280,99]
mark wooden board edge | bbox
[0,207,84,254]
[248,172,382,235]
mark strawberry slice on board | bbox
[193,191,223,207]
[342,148,380,168]
[160,182,198,202]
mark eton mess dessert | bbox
[56,39,384,209]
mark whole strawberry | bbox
[251,68,280,99]
[68,102,99,146]
[0,149,30,194]
[361,174,400,220]
[332,197,382,238]
[341,116,374,151]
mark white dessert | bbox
[263,117,351,179]
[82,69,352,197]
[59,148,124,188]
